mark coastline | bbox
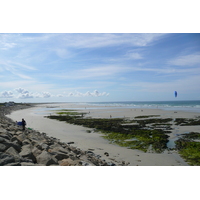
[6,102,200,166]
[0,104,116,166]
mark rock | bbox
[67,142,74,144]
[15,134,26,143]
[19,144,36,163]
[5,146,20,158]
[53,152,69,161]
[0,143,7,152]
[104,152,109,156]
[10,136,22,145]
[20,162,37,166]
[59,158,81,166]
[22,139,31,145]
[3,141,21,152]
[0,133,12,140]
[0,153,15,166]
[38,143,49,151]
[32,146,42,158]
[5,162,21,166]
[36,151,58,166]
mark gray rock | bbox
[20,162,37,166]
[32,146,42,158]
[0,153,15,166]
[3,141,21,152]
[38,143,49,151]
[0,134,12,140]
[0,143,7,152]
[11,136,22,145]
[53,152,69,161]
[36,151,58,166]
[6,146,20,158]
[19,144,36,163]
[22,139,31,145]
[5,162,21,166]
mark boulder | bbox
[0,133,12,140]
[3,141,21,152]
[6,146,20,158]
[19,144,36,163]
[32,146,42,157]
[0,143,7,152]
[0,153,15,166]
[15,134,26,143]
[59,158,81,166]
[5,162,21,166]
[38,143,49,151]
[36,151,58,166]
[53,152,69,161]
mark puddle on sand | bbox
[167,138,178,148]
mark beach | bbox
[6,103,200,166]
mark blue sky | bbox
[0,33,200,102]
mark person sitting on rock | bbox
[22,118,26,130]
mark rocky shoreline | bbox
[0,104,116,166]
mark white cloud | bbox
[15,88,29,94]
[67,90,109,97]
[0,91,14,98]
[62,33,167,49]
[42,92,52,98]
[168,52,200,66]
[18,93,34,99]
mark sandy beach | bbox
[6,103,200,166]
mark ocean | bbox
[35,100,200,114]
[84,100,200,113]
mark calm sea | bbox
[84,100,200,113]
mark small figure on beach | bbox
[22,118,26,130]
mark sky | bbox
[0,33,200,103]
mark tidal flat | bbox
[47,111,200,165]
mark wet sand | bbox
[6,103,200,166]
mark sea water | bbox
[84,100,200,113]
[35,100,200,114]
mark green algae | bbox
[175,132,200,165]
[46,112,200,160]
[47,113,169,153]
[175,118,200,126]
[135,115,160,118]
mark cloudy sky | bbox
[0,33,200,102]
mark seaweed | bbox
[175,118,200,126]
[175,132,200,165]
[47,114,169,153]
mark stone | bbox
[20,162,37,166]
[0,153,15,166]
[67,142,74,144]
[5,162,21,166]
[16,134,26,143]
[53,152,69,161]
[59,158,81,166]
[3,141,21,152]
[11,136,22,145]
[38,143,49,151]
[19,144,36,163]
[5,146,20,158]
[36,151,58,166]
[0,133,12,140]
[22,139,31,145]
[0,143,7,152]
[32,146,42,158]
